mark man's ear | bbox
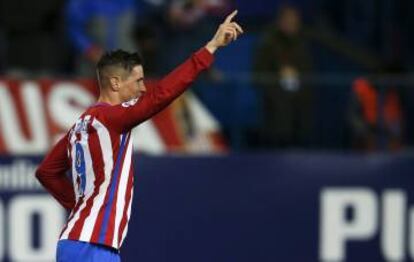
[109,76,121,91]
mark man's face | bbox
[119,65,146,102]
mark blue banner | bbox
[0,153,414,261]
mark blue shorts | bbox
[57,239,121,262]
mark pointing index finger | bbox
[224,10,238,23]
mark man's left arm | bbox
[35,135,76,210]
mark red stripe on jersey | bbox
[90,132,122,243]
[75,132,81,142]
[59,196,84,239]
[109,131,121,170]
[104,134,131,246]
[118,168,134,246]
[0,135,6,154]
[68,125,105,239]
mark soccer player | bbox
[35,10,243,262]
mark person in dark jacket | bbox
[254,5,313,148]
[66,0,138,76]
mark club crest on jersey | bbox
[72,116,91,134]
[122,98,139,108]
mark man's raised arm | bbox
[103,10,244,133]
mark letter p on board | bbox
[319,188,378,261]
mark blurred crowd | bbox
[1,0,414,153]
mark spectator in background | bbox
[348,65,404,152]
[133,24,160,78]
[132,0,170,77]
[161,0,232,71]
[253,5,313,149]
[66,0,137,76]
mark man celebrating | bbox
[35,10,243,262]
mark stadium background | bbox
[1,0,414,261]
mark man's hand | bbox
[205,10,244,54]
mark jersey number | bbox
[75,143,86,196]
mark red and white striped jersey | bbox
[59,109,135,249]
[35,48,214,250]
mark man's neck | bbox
[97,94,120,106]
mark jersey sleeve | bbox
[35,134,76,210]
[102,47,214,133]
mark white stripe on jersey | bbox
[78,118,114,241]
[112,137,133,248]
[84,131,96,197]
[69,120,80,199]
[62,116,95,239]
[120,188,134,247]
